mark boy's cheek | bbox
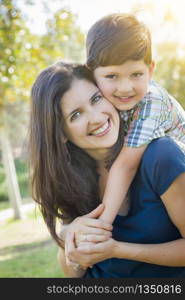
[95,78,104,89]
[93,75,106,88]
[96,83,108,96]
[97,81,110,92]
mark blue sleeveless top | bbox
[84,138,185,278]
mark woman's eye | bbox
[132,72,144,78]
[105,74,117,79]
[70,111,81,121]
[92,94,102,104]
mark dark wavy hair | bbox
[29,61,125,245]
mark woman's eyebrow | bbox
[66,107,79,119]
[90,90,99,102]
[66,90,100,119]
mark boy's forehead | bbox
[94,59,147,75]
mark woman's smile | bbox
[88,118,111,136]
[61,79,120,159]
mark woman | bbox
[30,61,185,278]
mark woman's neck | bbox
[85,148,109,164]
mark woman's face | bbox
[61,79,120,160]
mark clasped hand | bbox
[64,204,115,270]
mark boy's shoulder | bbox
[145,80,168,101]
[120,81,167,121]
[148,79,163,91]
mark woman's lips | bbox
[89,119,111,137]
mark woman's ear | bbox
[62,136,68,143]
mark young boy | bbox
[86,13,185,224]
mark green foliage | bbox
[42,9,85,64]
[0,158,29,202]
[154,42,185,109]
[0,162,7,201]
[0,0,30,105]
[3,101,29,148]
[0,1,85,110]
[15,158,29,197]
[0,1,85,210]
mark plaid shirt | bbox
[120,80,185,154]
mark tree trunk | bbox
[0,125,23,220]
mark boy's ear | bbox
[149,61,155,78]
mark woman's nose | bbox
[87,109,106,125]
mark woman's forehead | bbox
[61,79,98,116]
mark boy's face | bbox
[94,59,154,111]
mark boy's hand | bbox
[66,231,116,269]
[73,204,112,247]
[65,203,112,248]
[76,231,112,248]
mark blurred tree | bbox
[0,0,85,218]
[0,0,26,219]
[154,42,185,108]
[129,2,185,109]
[41,8,85,64]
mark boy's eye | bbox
[105,74,117,79]
[91,94,102,104]
[70,111,81,121]
[132,72,144,78]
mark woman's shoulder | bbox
[143,137,185,164]
[140,137,185,195]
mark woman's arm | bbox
[74,173,185,267]
[57,245,86,278]
[115,239,185,267]
[74,237,185,269]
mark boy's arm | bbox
[100,144,147,223]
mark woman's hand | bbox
[66,204,113,248]
[62,203,113,269]
[65,231,117,269]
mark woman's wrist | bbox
[114,241,137,259]
[58,248,86,278]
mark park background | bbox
[0,0,185,277]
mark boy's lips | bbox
[115,95,135,103]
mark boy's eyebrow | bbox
[131,68,146,72]
[66,90,100,118]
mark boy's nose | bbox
[116,79,133,95]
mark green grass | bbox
[0,208,64,278]
[0,240,64,278]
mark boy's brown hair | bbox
[86,13,152,70]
